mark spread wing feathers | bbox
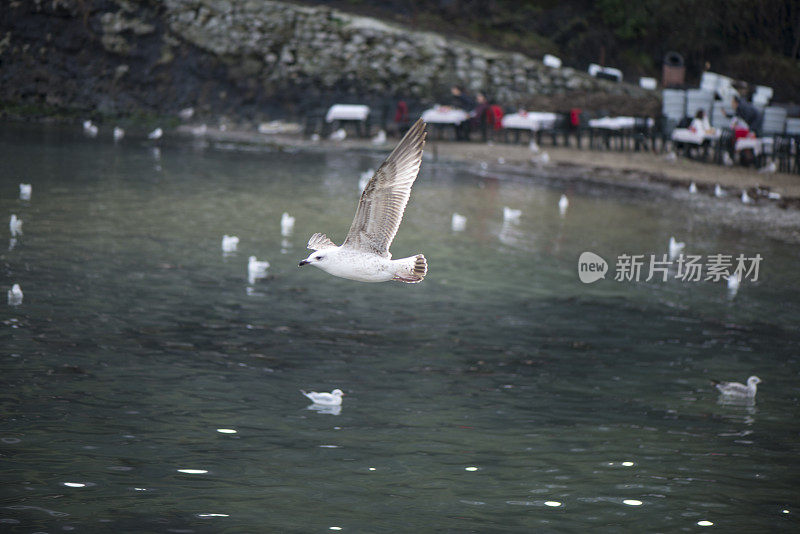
[342,118,427,257]
[307,233,337,251]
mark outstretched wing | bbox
[307,233,336,251]
[342,118,426,257]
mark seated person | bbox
[688,109,714,136]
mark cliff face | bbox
[0,0,657,120]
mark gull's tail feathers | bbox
[393,254,427,283]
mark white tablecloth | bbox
[326,104,370,123]
[735,137,773,155]
[589,116,654,130]
[421,107,469,125]
[501,111,557,131]
[671,128,720,145]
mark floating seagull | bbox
[714,184,726,198]
[758,161,777,174]
[148,127,163,140]
[451,213,467,232]
[113,126,125,142]
[178,107,195,121]
[497,156,506,165]
[727,271,741,297]
[712,376,761,398]
[358,169,374,192]
[310,133,321,142]
[668,236,685,260]
[300,388,343,406]
[529,139,540,153]
[7,284,23,306]
[329,128,346,142]
[221,235,239,253]
[688,182,698,194]
[558,194,569,216]
[503,206,521,223]
[248,256,270,283]
[82,120,98,137]
[299,119,428,283]
[9,214,22,237]
[767,191,781,200]
[372,129,387,145]
[741,190,753,204]
[190,124,207,137]
[19,183,32,201]
[722,151,734,166]
[281,212,295,237]
[531,151,550,165]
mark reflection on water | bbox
[1,122,800,532]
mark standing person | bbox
[450,85,476,140]
[726,95,764,136]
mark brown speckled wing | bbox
[342,118,426,257]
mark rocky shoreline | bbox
[1,0,658,121]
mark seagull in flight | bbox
[299,119,428,283]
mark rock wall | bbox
[0,0,657,120]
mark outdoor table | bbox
[326,104,370,122]
[421,107,469,139]
[501,111,557,131]
[325,104,370,137]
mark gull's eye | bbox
[316,256,323,260]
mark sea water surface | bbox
[1,123,799,533]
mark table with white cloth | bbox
[421,107,469,125]
[588,116,655,150]
[421,107,470,139]
[735,137,773,156]
[501,111,558,131]
[326,104,370,122]
[325,104,371,137]
[671,128,720,145]
[589,116,654,130]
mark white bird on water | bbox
[688,182,698,194]
[558,194,569,216]
[741,190,753,204]
[714,184,726,198]
[9,214,22,237]
[372,129,387,145]
[19,183,32,201]
[300,388,343,406]
[7,284,23,306]
[727,271,741,297]
[113,126,125,142]
[451,213,467,232]
[178,107,195,121]
[82,120,98,137]
[503,206,521,223]
[758,161,777,174]
[712,376,761,398]
[221,235,239,253]
[299,119,428,284]
[248,256,270,283]
[329,128,346,142]
[722,151,734,166]
[668,236,685,260]
[148,127,163,140]
[281,212,295,237]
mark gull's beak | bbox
[298,260,310,267]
